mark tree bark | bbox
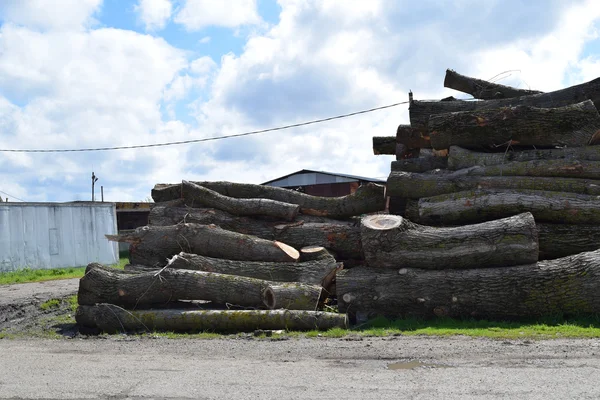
[463,159,600,180]
[410,76,600,131]
[444,69,543,99]
[167,252,337,286]
[181,180,299,221]
[429,100,600,150]
[386,170,600,199]
[407,189,600,225]
[390,156,448,173]
[107,223,299,267]
[448,145,600,170]
[76,305,348,333]
[337,249,600,320]
[360,213,538,270]
[299,246,334,261]
[153,181,386,219]
[372,136,396,155]
[263,283,322,310]
[396,124,431,147]
[538,224,600,260]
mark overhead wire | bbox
[0,189,26,202]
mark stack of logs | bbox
[75,179,388,333]
[358,69,600,321]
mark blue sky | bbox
[0,0,599,202]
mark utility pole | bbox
[101,186,104,202]
[92,172,99,202]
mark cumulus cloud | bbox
[134,0,173,31]
[174,0,261,30]
[0,0,102,31]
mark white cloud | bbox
[174,0,261,31]
[0,0,102,31]
[134,0,173,31]
[198,36,211,44]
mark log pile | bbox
[76,179,388,333]
[346,69,600,321]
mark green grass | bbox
[39,299,61,311]
[0,257,128,285]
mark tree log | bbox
[396,124,431,148]
[444,69,543,99]
[76,305,348,333]
[167,252,337,286]
[429,100,600,150]
[410,76,600,131]
[407,189,600,225]
[107,223,299,267]
[448,145,600,170]
[390,156,448,173]
[538,224,600,260]
[337,249,600,320]
[181,180,299,221]
[386,170,600,199]
[360,213,538,270]
[263,283,322,310]
[464,159,600,180]
[372,136,396,155]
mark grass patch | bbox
[39,299,61,311]
[0,257,128,285]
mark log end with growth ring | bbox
[361,214,405,231]
[274,241,300,262]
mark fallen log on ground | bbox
[107,223,299,267]
[360,213,538,269]
[405,189,600,225]
[372,136,396,155]
[448,145,600,170]
[409,76,600,130]
[337,249,600,320]
[167,252,337,286]
[263,282,322,310]
[390,156,448,173]
[444,69,543,99]
[152,181,386,218]
[396,124,431,148]
[463,159,600,180]
[538,224,600,260]
[428,100,600,150]
[386,170,600,199]
[76,305,348,333]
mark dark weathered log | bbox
[360,213,538,270]
[373,136,396,155]
[298,246,333,261]
[153,181,386,218]
[263,282,322,310]
[407,189,600,225]
[76,305,348,333]
[396,124,431,147]
[274,221,362,260]
[387,170,600,199]
[107,223,299,267]
[429,100,600,150]
[387,197,408,216]
[464,159,600,180]
[337,249,600,320]
[448,145,600,170]
[182,180,299,221]
[78,263,270,308]
[444,69,543,99]
[390,156,448,173]
[167,252,337,286]
[410,76,600,130]
[538,224,600,260]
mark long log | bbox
[464,159,600,180]
[407,189,600,225]
[386,170,600,199]
[360,213,538,270]
[76,305,348,333]
[538,224,600,260]
[263,283,322,310]
[396,124,431,148]
[410,76,600,131]
[152,181,386,218]
[107,223,299,267]
[372,136,396,155]
[337,249,600,320]
[390,156,448,173]
[167,252,337,286]
[429,100,600,150]
[444,69,543,99]
[448,145,600,170]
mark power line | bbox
[0,189,26,202]
[0,101,408,153]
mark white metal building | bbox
[0,202,119,272]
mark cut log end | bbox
[300,246,330,261]
[361,214,404,230]
[274,241,300,261]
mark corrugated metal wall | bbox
[0,203,118,272]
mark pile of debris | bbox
[75,180,387,333]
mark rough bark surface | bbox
[538,224,600,260]
[153,181,386,218]
[263,283,322,310]
[386,170,600,199]
[448,145,600,170]
[390,156,448,173]
[107,223,299,267]
[396,124,431,147]
[182,180,299,221]
[464,159,600,180]
[167,252,337,286]
[429,100,600,150]
[337,249,600,320]
[78,263,270,308]
[76,305,348,333]
[409,76,600,131]
[444,69,543,99]
[372,136,396,155]
[407,189,600,225]
[360,213,538,270]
